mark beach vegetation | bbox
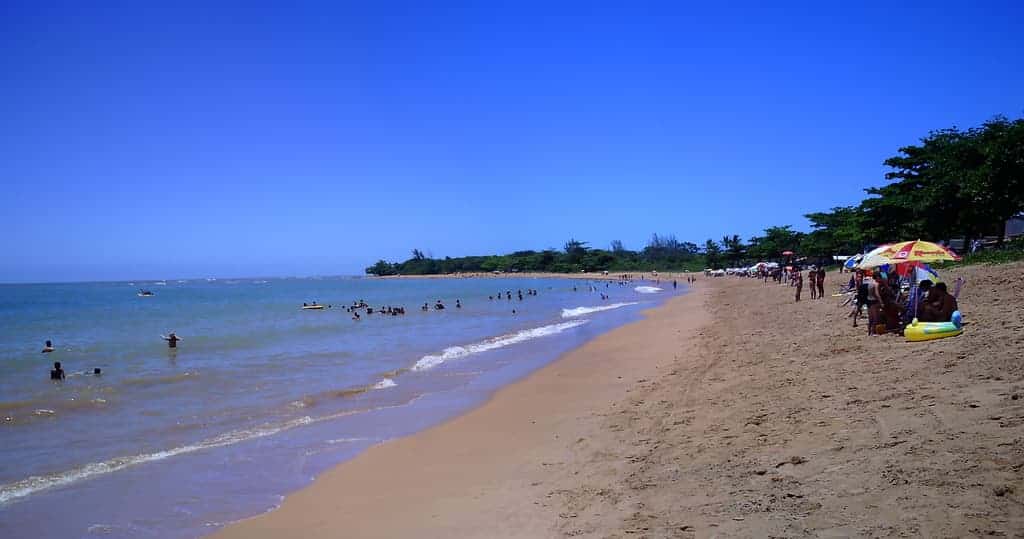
[367,116,1024,275]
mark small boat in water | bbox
[138,289,155,297]
[301,304,324,310]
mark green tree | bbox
[703,239,722,268]
[720,234,745,266]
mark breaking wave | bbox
[561,302,638,318]
[0,404,398,507]
[372,378,397,389]
[412,320,589,371]
[634,286,663,294]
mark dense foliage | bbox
[367,116,1024,275]
[365,235,706,276]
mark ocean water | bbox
[0,276,679,538]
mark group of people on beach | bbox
[847,270,959,335]
[744,262,962,338]
[792,266,826,302]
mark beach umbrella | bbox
[854,244,893,269]
[878,240,961,264]
[914,264,941,283]
[844,254,863,269]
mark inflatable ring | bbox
[905,311,963,342]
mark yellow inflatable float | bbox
[905,311,963,342]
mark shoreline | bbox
[212,283,710,538]
[213,261,1024,537]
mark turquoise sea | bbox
[0,276,679,538]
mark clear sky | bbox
[2,1,1022,282]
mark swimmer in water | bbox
[42,340,54,353]
[50,361,65,380]
[456,299,462,308]
[162,332,182,348]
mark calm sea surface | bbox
[0,276,680,538]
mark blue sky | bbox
[2,1,1022,282]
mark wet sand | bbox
[214,262,1024,538]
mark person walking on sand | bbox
[808,267,818,300]
[864,273,883,335]
[162,332,182,348]
[794,270,803,302]
[851,271,866,327]
[816,266,826,299]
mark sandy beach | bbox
[214,262,1024,538]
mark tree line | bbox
[367,116,1024,275]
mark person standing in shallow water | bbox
[42,340,54,353]
[50,361,65,380]
[162,332,181,348]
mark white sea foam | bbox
[412,320,590,371]
[0,404,397,507]
[634,286,663,294]
[373,378,397,389]
[561,302,638,318]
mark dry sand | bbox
[214,262,1024,538]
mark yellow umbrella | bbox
[878,240,961,264]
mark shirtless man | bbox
[794,270,803,302]
[808,267,818,299]
[816,267,826,299]
[920,282,958,322]
[50,361,65,380]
